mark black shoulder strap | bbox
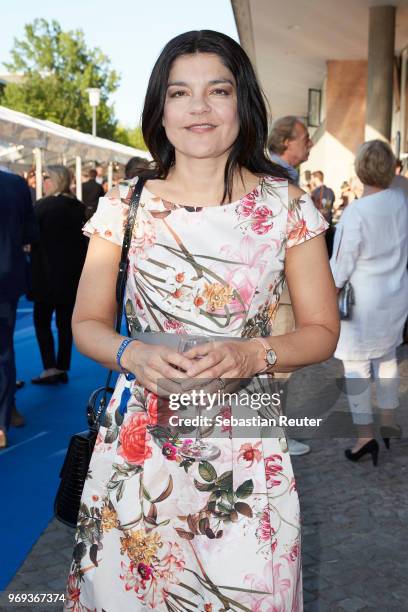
[103,177,146,394]
[114,177,145,332]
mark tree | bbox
[1,19,120,139]
[114,125,147,151]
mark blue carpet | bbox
[0,297,109,589]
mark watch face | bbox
[266,349,277,366]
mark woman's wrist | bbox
[116,338,142,372]
[248,337,277,374]
[245,338,269,375]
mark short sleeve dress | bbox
[64,176,327,612]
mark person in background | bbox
[268,115,313,185]
[0,170,38,448]
[101,178,109,194]
[124,155,151,179]
[30,165,88,385]
[310,170,335,257]
[26,169,37,205]
[268,116,315,456]
[95,164,104,185]
[82,168,105,220]
[331,140,408,465]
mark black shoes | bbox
[345,439,379,466]
[380,424,402,449]
[31,372,69,385]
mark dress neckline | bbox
[142,177,266,211]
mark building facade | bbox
[231,0,408,195]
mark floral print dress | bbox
[64,176,327,612]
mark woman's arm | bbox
[71,234,126,370]
[72,235,194,392]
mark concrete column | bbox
[365,5,396,141]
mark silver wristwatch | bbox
[252,337,278,372]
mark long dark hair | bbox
[141,30,288,202]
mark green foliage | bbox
[1,19,120,139]
[114,124,147,151]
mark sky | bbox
[0,0,238,127]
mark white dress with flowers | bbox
[64,176,327,612]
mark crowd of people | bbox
[0,156,150,448]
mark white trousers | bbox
[342,349,399,425]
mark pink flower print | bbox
[65,574,81,610]
[287,218,308,244]
[237,191,257,217]
[238,442,262,467]
[119,560,149,598]
[256,505,275,542]
[288,541,300,562]
[129,214,156,257]
[243,560,291,611]
[289,477,297,493]
[220,236,272,314]
[265,454,283,489]
[162,442,177,460]
[251,205,274,235]
[217,406,232,433]
[137,562,153,580]
[163,319,186,334]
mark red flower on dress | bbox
[162,442,177,460]
[237,191,257,217]
[250,205,274,235]
[137,562,153,580]
[118,413,152,465]
[256,506,275,542]
[288,218,307,243]
[265,454,283,488]
[163,319,186,334]
[218,406,232,433]
[238,442,262,466]
[65,574,81,610]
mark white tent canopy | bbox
[0,105,149,166]
[0,105,150,199]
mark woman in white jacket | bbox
[331,140,408,465]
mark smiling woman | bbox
[64,30,339,611]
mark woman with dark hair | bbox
[30,165,87,384]
[65,31,338,610]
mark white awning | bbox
[0,105,149,165]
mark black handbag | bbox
[54,177,145,528]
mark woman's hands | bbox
[182,339,264,383]
[120,339,265,396]
[120,341,195,396]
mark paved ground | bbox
[2,349,408,612]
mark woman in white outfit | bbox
[331,140,408,465]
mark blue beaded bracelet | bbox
[116,338,135,372]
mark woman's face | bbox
[162,52,239,161]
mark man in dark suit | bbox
[81,168,105,220]
[0,170,38,448]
